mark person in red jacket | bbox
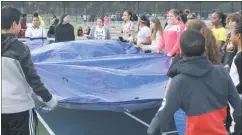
[157,9,185,59]
[17,14,27,38]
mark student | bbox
[77,26,83,37]
[33,11,45,27]
[17,13,27,38]
[140,17,163,52]
[25,16,47,39]
[52,14,57,23]
[55,14,75,42]
[86,17,111,40]
[25,16,47,50]
[47,18,59,38]
[211,11,227,50]
[157,9,185,58]
[165,19,222,135]
[147,29,242,135]
[230,23,242,95]
[136,15,152,46]
[179,9,188,24]
[1,6,58,135]
[120,10,135,42]
[221,13,241,69]
[104,14,110,27]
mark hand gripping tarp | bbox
[31,40,172,112]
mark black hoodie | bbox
[55,23,75,42]
[148,56,241,135]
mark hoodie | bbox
[55,23,75,43]
[157,21,185,56]
[1,33,57,114]
[148,56,241,135]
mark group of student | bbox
[1,5,242,135]
[143,9,242,135]
[17,12,75,43]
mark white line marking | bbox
[124,112,150,127]
[124,111,178,135]
[35,111,55,135]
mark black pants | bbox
[2,109,37,135]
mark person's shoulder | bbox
[220,27,227,33]
[235,52,242,60]
[171,74,191,88]
[91,26,96,30]
[212,64,230,79]
[144,26,150,31]
[156,31,162,36]
[68,23,74,28]
[7,38,29,56]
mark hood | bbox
[1,33,18,54]
[168,56,214,77]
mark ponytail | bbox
[215,12,227,28]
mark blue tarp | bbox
[31,40,172,112]
[26,39,48,51]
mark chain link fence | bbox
[2,1,241,28]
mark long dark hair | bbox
[124,10,133,21]
[186,19,221,65]
[60,14,68,25]
[214,11,227,28]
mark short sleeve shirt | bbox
[121,21,135,38]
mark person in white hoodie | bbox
[1,6,58,135]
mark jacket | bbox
[148,56,241,135]
[87,26,111,40]
[55,23,75,42]
[1,33,57,114]
[157,21,185,56]
[230,52,242,94]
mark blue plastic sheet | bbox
[26,39,48,51]
[31,40,172,112]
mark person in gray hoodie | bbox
[86,17,111,40]
[1,6,58,135]
[147,30,241,135]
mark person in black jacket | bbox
[1,6,57,135]
[55,14,75,42]
[47,18,59,38]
